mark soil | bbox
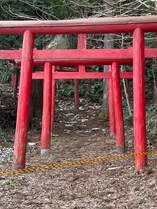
[0,83,157,209]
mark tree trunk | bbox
[102,34,113,121]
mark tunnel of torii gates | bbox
[2,16,157,170]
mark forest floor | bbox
[0,83,157,209]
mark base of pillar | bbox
[109,132,115,137]
[41,149,50,156]
[74,107,79,112]
[13,164,25,170]
[116,147,125,154]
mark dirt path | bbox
[0,131,157,209]
[0,88,157,208]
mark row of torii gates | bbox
[1,16,157,170]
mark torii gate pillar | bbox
[133,28,147,170]
[13,30,34,169]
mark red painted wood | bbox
[1,16,157,34]
[51,66,56,131]
[33,48,132,63]
[13,30,34,169]
[32,47,157,60]
[53,72,111,79]
[78,34,87,49]
[56,69,133,79]
[133,28,147,170]
[32,72,44,79]
[145,48,157,58]
[11,50,131,65]
[112,62,125,153]
[32,71,133,80]
[108,66,115,135]
[1,48,157,63]
[120,72,132,79]
[0,50,21,59]
[1,15,157,28]
[41,62,52,153]
[3,17,156,170]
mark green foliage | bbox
[5,179,22,190]
[124,112,133,126]
[57,80,103,102]
[0,88,2,97]
[146,104,157,145]
[87,80,103,102]
[122,97,133,126]
[57,84,74,97]
[124,102,157,146]
[0,61,19,82]
[0,128,7,142]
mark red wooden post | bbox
[53,77,57,122]
[51,65,56,131]
[41,62,52,155]
[112,62,125,153]
[78,33,87,49]
[78,34,86,73]
[13,30,34,169]
[108,65,115,135]
[133,28,147,170]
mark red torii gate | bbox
[1,16,157,170]
[14,49,133,156]
[12,33,134,157]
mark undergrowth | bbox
[146,104,157,146]
[0,127,7,142]
[57,80,103,103]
